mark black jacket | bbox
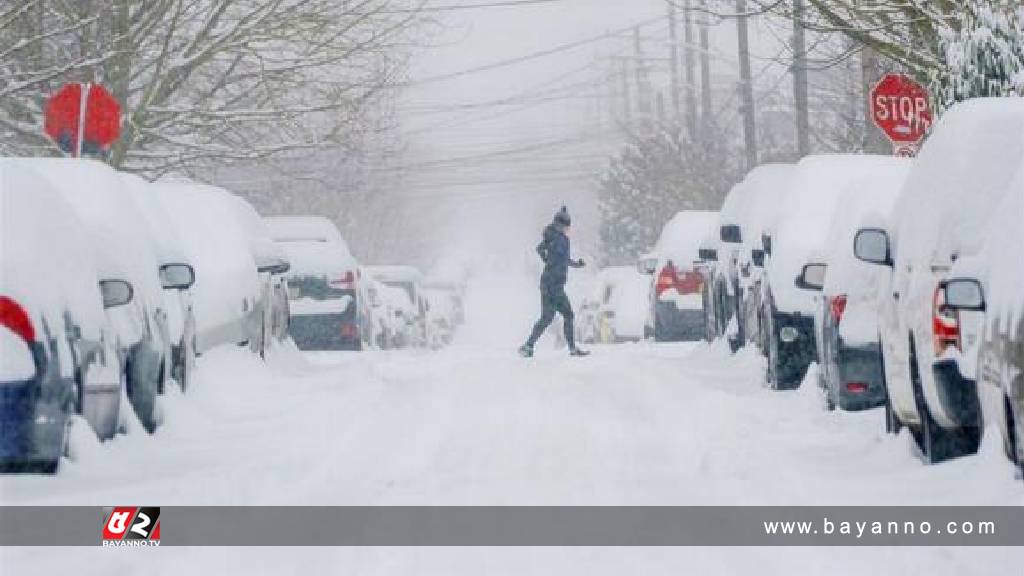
[537,224,581,288]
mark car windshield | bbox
[383,280,415,303]
[287,275,349,300]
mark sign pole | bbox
[75,82,91,158]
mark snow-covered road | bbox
[1,273,1021,572]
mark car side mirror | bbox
[854,228,892,267]
[99,279,134,309]
[795,263,826,291]
[637,257,658,275]
[720,224,742,244]
[751,249,765,268]
[159,263,195,290]
[698,248,718,262]
[942,278,986,311]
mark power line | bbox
[377,0,565,13]
[395,14,668,87]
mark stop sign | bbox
[44,83,121,155]
[870,74,933,146]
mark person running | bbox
[519,206,590,358]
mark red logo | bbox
[102,507,161,545]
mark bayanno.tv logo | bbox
[101,507,161,547]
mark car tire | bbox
[1004,396,1022,478]
[908,337,980,463]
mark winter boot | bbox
[569,347,590,357]
[518,344,534,358]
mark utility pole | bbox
[735,0,757,170]
[682,0,698,140]
[698,0,713,139]
[668,3,682,121]
[620,58,632,127]
[792,0,811,157]
[633,26,653,133]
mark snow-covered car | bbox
[225,195,291,356]
[639,210,718,342]
[366,265,427,348]
[118,173,198,391]
[154,182,263,361]
[16,158,170,433]
[378,282,418,349]
[423,287,456,348]
[760,154,899,390]
[941,165,1024,479]
[0,161,124,471]
[854,98,1024,463]
[359,276,394,349]
[721,164,796,349]
[799,159,912,411]
[586,266,648,343]
[423,279,466,327]
[266,216,363,351]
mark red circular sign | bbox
[869,73,933,145]
[44,83,121,154]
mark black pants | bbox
[526,283,575,349]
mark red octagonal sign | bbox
[870,73,933,146]
[44,83,122,155]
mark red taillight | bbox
[655,263,678,297]
[677,271,703,294]
[0,296,35,343]
[845,382,868,394]
[830,294,847,324]
[340,323,358,338]
[932,285,960,355]
[330,271,356,290]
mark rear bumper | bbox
[932,359,981,428]
[831,342,887,410]
[653,301,705,341]
[289,314,362,351]
[0,378,69,468]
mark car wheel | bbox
[909,337,943,463]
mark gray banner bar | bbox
[1,506,1021,546]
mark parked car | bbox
[725,164,796,349]
[366,266,427,348]
[583,267,648,344]
[1,161,124,471]
[266,216,362,351]
[154,182,262,359]
[17,158,170,433]
[802,159,912,411]
[941,168,1024,478]
[638,211,718,342]
[225,195,291,356]
[423,279,466,327]
[424,287,456,348]
[760,154,898,390]
[378,282,418,349]
[118,173,198,391]
[854,98,1024,463]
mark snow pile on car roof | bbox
[265,216,355,277]
[822,158,912,296]
[152,182,260,335]
[731,163,796,246]
[0,160,107,344]
[768,154,900,314]
[892,97,1024,266]
[652,210,719,266]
